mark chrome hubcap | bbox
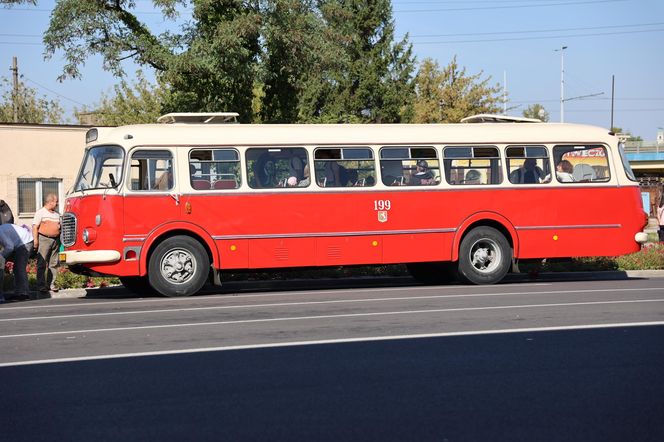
[469,238,501,274]
[160,248,196,284]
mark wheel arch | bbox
[138,222,218,276]
[452,212,519,261]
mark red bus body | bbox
[60,119,648,295]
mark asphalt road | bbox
[1,276,663,440]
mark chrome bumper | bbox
[59,250,121,265]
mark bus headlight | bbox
[82,228,97,244]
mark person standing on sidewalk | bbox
[32,194,61,296]
[0,224,34,302]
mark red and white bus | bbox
[60,113,648,296]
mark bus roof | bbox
[92,122,615,148]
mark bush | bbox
[616,243,664,270]
[2,259,119,292]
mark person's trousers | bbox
[37,234,59,291]
[659,225,664,242]
[0,242,32,297]
[13,243,32,296]
[0,253,5,298]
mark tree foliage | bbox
[78,71,168,125]
[412,57,503,123]
[5,1,512,126]
[41,0,416,123]
[522,103,549,122]
[298,0,415,123]
[0,77,64,124]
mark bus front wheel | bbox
[148,235,210,297]
[457,226,511,285]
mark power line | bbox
[395,0,624,13]
[22,77,86,106]
[413,27,664,44]
[409,22,664,39]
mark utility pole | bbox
[610,75,615,131]
[503,70,507,114]
[10,56,19,123]
[555,46,567,122]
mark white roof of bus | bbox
[92,122,615,147]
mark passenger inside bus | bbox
[464,169,481,184]
[298,164,311,187]
[555,159,575,182]
[253,152,276,188]
[509,158,546,184]
[409,160,435,185]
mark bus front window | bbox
[618,142,638,182]
[75,145,125,191]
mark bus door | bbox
[123,149,180,249]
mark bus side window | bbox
[129,150,174,191]
[506,145,551,185]
[553,145,611,183]
[247,147,308,188]
[443,146,502,185]
[314,147,375,188]
[190,148,241,190]
[379,146,440,187]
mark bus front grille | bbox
[61,212,77,247]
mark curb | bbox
[44,269,664,299]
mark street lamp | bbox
[555,45,567,122]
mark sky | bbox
[0,0,663,139]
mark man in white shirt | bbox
[32,193,61,295]
[0,223,34,302]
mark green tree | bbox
[43,0,260,122]
[78,71,168,125]
[412,57,503,123]
[299,0,415,123]
[161,1,261,122]
[39,0,414,123]
[522,103,549,122]
[0,77,64,124]
[260,0,326,123]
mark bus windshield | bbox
[617,142,638,182]
[75,145,125,191]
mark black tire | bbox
[119,276,155,295]
[406,262,458,285]
[457,226,511,285]
[148,235,210,297]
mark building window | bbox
[17,178,62,215]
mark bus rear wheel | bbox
[457,226,511,285]
[148,235,209,297]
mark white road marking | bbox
[1,320,663,367]
[0,287,661,322]
[1,298,662,339]
[0,282,553,311]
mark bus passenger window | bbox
[443,146,501,185]
[129,150,174,191]
[379,147,440,187]
[506,146,551,185]
[314,147,375,188]
[246,147,308,189]
[553,145,610,183]
[190,148,241,190]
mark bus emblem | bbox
[378,211,388,223]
